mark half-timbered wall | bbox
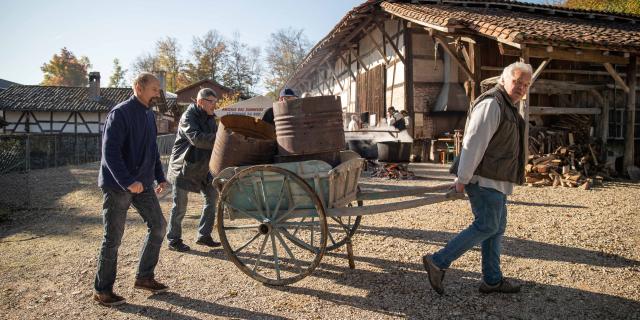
[299,19,408,127]
[1,110,106,135]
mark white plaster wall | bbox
[386,86,405,111]
[88,124,100,133]
[80,112,99,122]
[52,112,71,121]
[5,111,22,122]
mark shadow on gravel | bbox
[507,200,588,209]
[266,254,640,319]
[355,226,640,268]
[600,180,640,189]
[115,302,201,320]
[148,292,290,319]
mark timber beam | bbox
[338,52,357,82]
[500,43,629,65]
[375,21,406,64]
[432,33,474,81]
[603,63,630,93]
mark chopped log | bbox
[552,175,561,187]
[525,164,534,173]
[526,176,543,183]
[536,164,549,173]
[533,154,556,165]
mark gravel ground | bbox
[0,162,638,319]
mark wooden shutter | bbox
[356,64,385,124]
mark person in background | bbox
[401,110,411,130]
[94,72,169,306]
[387,107,406,131]
[347,114,361,131]
[261,87,298,125]
[422,61,532,295]
[279,87,298,102]
[165,88,221,252]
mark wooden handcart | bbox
[213,151,461,285]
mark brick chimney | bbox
[89,72,101,101]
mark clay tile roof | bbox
[381,1,640,52]
[287,0,640,87]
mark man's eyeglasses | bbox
[204,98,217,103]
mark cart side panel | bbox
[328,156,364,209]
[223,161,332,219]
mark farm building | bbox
[0,72,177,135]
[286,0,640,172]
[0,72,178,170]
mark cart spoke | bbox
[257,171,270,218]
[273,230,302,272]
[236,176,265,217]
[270,233,281,281]
[233,232,262,255]
[291,217,306,237]
[330,216,352,233]
[271,176,288,221]
[327,229,337,246]
[252,235,269,275]
[222,200,264,221]
[278,227,318,253]
[273,179,298,223]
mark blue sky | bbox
[0,0,546,92]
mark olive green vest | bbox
[466,84,526,185]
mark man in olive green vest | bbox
[423,61,533,295]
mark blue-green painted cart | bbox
[213,151,459,285]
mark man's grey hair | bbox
[499,61,533,84]
[197,88,217,100]
[132,72,158,89]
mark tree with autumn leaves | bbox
[40,47,92,86]
[548,0,639,15]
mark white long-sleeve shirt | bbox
[455,98,515,195]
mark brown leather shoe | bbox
[93,291,126,306]
[479,278,521,294]
[134,278,169,293]
[422,254,445,295]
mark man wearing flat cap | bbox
[165,88,221,252]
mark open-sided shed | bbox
[286,0,640,171]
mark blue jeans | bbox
[166,184,217,244]
[432,183,507,285]
[94,187,166,292]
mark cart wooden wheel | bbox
[325,200,363,251]
[216,165,328,286]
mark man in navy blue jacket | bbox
[93,72,169,306]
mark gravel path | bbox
[0,162,638,319]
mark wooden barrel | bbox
[209,115,277,175]
[273,96,345,156]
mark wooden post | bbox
[469,41,482,102]
[403,21,414,138]
[624,56,637,170]
[520,49,530,160]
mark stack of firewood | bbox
[525,144,605,189]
